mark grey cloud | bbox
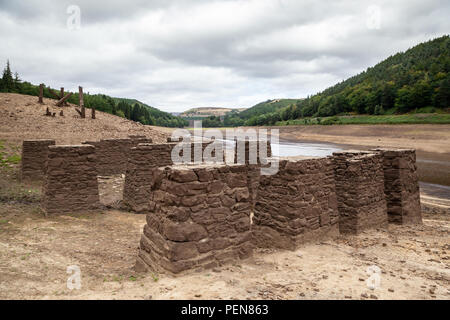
[0,0,448,112]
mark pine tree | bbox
[1,60,14,92]
[13,72,21,92]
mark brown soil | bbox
[0,93,169,145]
[0,200,448,300]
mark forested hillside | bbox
[0,63,187,128]
[222,35,449,126]
[247,35,450,126]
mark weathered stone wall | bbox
[82,136,153,175]
[41,145,100,214]
[135,164,256,274]
[20,139,55,180]
[373,149,422,224]
[332,151,388,234]
[252,158,339,249]
[123,141,219,211]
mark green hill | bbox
[227,35,450,126]
[223,99,302,126]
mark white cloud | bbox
[0,0,448,112]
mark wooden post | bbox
[38,84,44,104]
[79,86,85,118]
[91,106,96,119]
[60,87,68,106]
[49,88,60,100]
[55,92,73,107]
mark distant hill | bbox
[223,99,302,126]
[237,99,302,119]
[181,107,246,119]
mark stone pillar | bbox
[123,143,175,212]
[21,139,55,180]
[135,164,254,274]
[332,151,388,234]
[373,149,422,224]
[41,145,100,214]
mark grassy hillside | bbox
[0,63,187,128]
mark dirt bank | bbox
[0,93,168,145]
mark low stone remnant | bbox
[21,139,55,180]
[82,136,153,175]
[135,164,256,274]
[332,151,388,234]
[41,145,100,214]
[374,148,422,224]
[123,142,214,211]
[252,158,339,249]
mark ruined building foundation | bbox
[19,137,422,273]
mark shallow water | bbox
[271,141,342,157]
[221,139,342,157]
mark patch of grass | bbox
[129,275,137,282]
[20,253,31,260]
[276,113,450,126]
[151,273,159,282]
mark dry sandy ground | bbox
[0,92,168,145]
[0,201,448,300]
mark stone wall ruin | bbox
[18,135,423,274]
[373,148,422,224]
[135,164,256,274]
[41,145,100,214]
[20,139,55,180]
[81,136,153,175]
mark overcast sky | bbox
[0,0,449,112]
